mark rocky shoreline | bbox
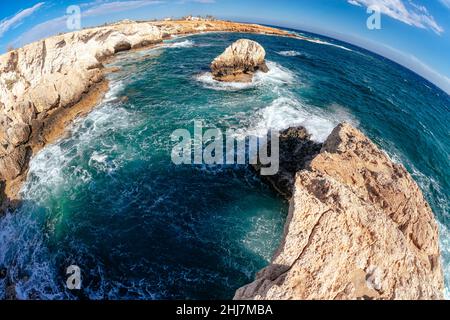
[0,19,293,214]
[238,123,444,300]
[0,19,444,300]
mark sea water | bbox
[0,31,448,299]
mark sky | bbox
[0,0,449,94]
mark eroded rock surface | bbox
[235,123,444,300]
[211,39,269,82]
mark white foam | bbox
[195,72,255,91]
[21,79,137,200]
[292,32,353,52]
[0,207,66,299]
[277,50,302,57]
[439,222,450,299]
[195,61,295,91]
[165,40,195,48]
[241,96,338,142]
[104,80,124,102]
[308,38,353,52]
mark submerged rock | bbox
[211,39,269,82]
[236,123,444,300]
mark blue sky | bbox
[0,0,449,94]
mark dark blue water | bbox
[0,31,449,299]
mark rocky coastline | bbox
[0,19,444,300]
[0,19,293,214]
[237,123,444,300]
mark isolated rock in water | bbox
[235,123,444,300]
[211,39,269,82]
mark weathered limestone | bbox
[235,123,444,300]
[211,39,269,82]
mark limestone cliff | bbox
[0,20,292,211]
[211,39,269,82]
[236,123,444,300]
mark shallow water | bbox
[0,31,449,299]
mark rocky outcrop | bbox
[235,123,444,300]
[0,23,162,195]
[211,39,269,82]
[0,20,293,212]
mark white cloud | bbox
[82,0,164,16]
[10,16,66,48]
[439,0,450,9]
[10,0,163,47]
[347,0,444,34]
[348,0,362,6]
[177,0,216,3]
[0,2,45,38]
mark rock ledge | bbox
[236,123,444,300]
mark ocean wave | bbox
[0,207,66,299]
[292,32,353,52]
[195,73,255,91]
[21,79,137,200]
[277,50,302,57]
[309,38,353,52]
[165,40,195,48]
[195,61,295,91]
[239,96,339,142]
[439,222,450,299]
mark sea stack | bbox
[211,39,269,82]
[236,123,444,300]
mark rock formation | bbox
[236,123,444,300]
[211,39,269,82]
[0,20,293,213]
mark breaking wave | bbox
[165,40,195,48]
[242,97,341,142]
[195,61,294,91]
[277,50,302,57]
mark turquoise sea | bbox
[0,29,449,299]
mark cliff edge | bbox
[236,123,444,300]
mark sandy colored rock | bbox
[211,39,269,82]
[235,123,443,300]
[0,145,29,181]
[7,123,30,147]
